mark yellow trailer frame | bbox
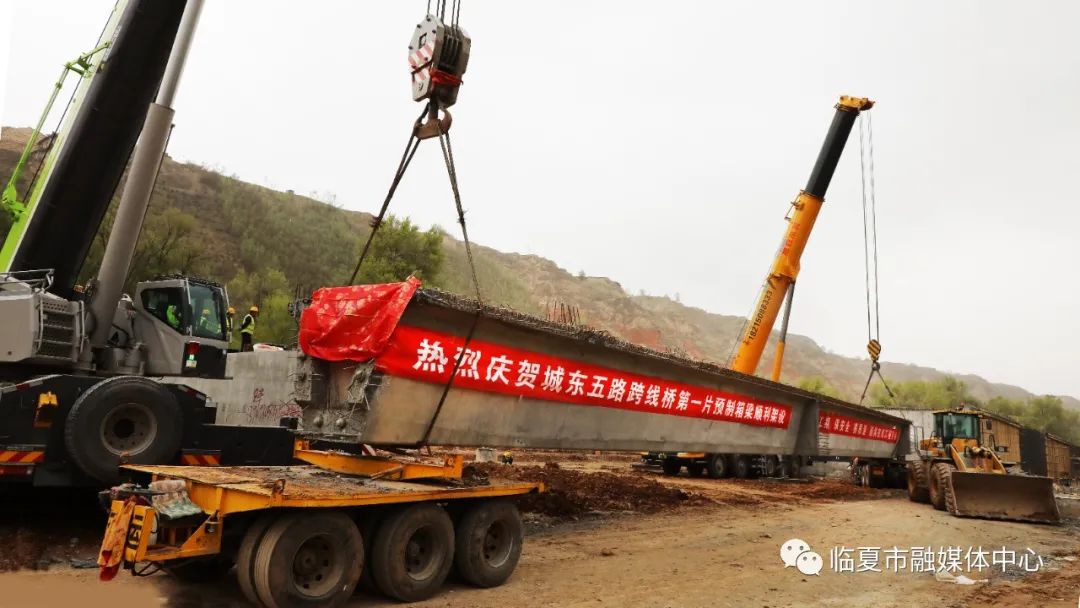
[101,449,543,606]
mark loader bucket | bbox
[949,472,1060,524]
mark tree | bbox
[870,376,979,410]
[352,216,444,285]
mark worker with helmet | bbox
[226,306,236,336]
[240,305,258,351]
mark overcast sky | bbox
[3,1,1079,398]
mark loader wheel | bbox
[661,459,682,476]
[454,500,524,588]
[64,377,184,484]
[706,454,730,479]
[733,455,751,479]
[929,463,955,511]
[371,503,455,602]
[236,515,277,606]
[907,463,930,503]
[253,511,363,608]
[687,463,705,478]
[936,463,959,515]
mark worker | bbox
[165,303,182,330]
[226,306,236,335]
[198,308,220,335]
[240,305,258,352]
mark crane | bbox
[729,95,874,379]
[0,0,294,488]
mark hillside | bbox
[1,126,1075,409]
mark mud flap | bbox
[949,472,1060,523]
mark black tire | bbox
[454,500,524,588]
[162,555,234,583]
[944,469,959,515]
[253,511,363,608]
[371,503,455,602]
[733,455,751,479]
[907,462,930,503]
[64,376,184,483]
[686,463,705,478]
[237,515,277,607]
[929,463,953,511]
[661,459,681,477]
[706,454,730,479]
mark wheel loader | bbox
[906,409,1059,523]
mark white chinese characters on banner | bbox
[818,411,899,444]
[391,326,793,430]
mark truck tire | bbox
[454,500,523,588]
[706,454,730,479]
[64,376,184,483]
[371,503,455,602]
[661,459,682,476]
[929,462,953,511]
[237,515,277,606]
[253,511,363,608]
[907,462,930,503]
[733,455,751,479]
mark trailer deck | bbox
[118,462,542,511]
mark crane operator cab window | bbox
[188,284,227,341]
[936,413,978,446]
[141,287,187,332]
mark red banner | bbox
[819,411,899,443]
[376,325,792,429]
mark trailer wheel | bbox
[64,377,184,483]
[733,455,751,479]
[661,459,682,476]
[253,511,363,608]
[687,463,705,478]
[371,503,455,602]
[907,462,930,503]
[928,463,954,511]
[454,500,523,588]
[236,515,277,606]
[706,454,730,479]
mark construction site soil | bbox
[1,450,1078,607]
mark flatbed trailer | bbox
[100,447,543,607]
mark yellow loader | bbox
[906,410,1059,523]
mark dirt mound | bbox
[468,462,710,517]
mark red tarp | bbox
[298,277,420,362]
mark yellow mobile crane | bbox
[644,96,881,481]
[730,95,874,378]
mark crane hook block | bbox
[409,14,471,108]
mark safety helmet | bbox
[250,305,260,313]
[227,306,236,315]
[202,308,210,315]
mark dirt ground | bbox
[1,452,1079,608]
